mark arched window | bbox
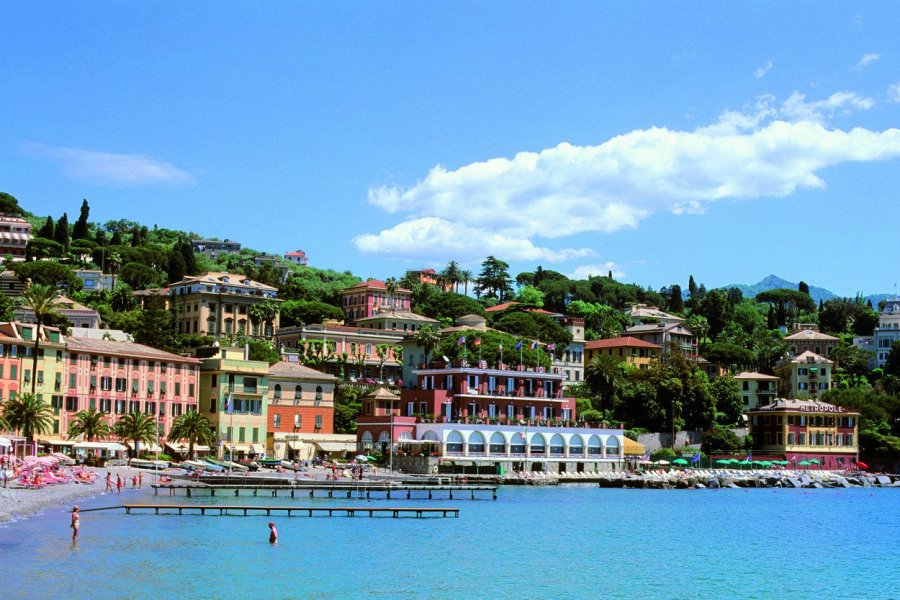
[315,385,323,404]
[422,430,440,442]
[568,435,585,456]
[587,435,602,456]
[549,434,565,455]
[446,431,464,454]
[510,432,526,454]
[605,436,620,457]
[398,431,412,440]
[273,384,281,400]
[361,431,373,450]
[489,432,506,454]
[294,385,302,400]
[377,431,391,444]
[468,431,486,454]
[530,433,546,455]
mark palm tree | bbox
[113,412,157,458]
[445,260,460,293]
[249,299,280,339]
[413,324,442,368]
[21,283,61,394]
[585,354,624,414]
[107,250,122,289]
[166,410,216,458]
[385,277,399,311]
[67,408,110,442]
[459,269,473,296]
[1,392,53,444]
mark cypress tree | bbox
[167,251,187,283]
[37,216,54,240]
[110,230,123,246]
[54,212,70,249]
[72,199,90,240]
[178,240,198,275]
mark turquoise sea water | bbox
[1,485,899,599]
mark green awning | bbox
[132,380,139,392]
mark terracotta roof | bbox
[343,280,411,293]
[170,272,277,292]
[284,250,306,256]
[364,386,401,401]
[485,302,519,313]
[268,361,336,381]
[784,329,839,341]
[65,338,200,364]
[356,311,438,323]
[786,350,833,365]
[734,371,779,381]
[584,337,662,350]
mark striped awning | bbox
[623,437,646,456]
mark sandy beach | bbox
[0,466,152,524]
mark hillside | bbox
[725,274,893,306]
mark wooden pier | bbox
[82,504,459,518]
[151,483,497,501]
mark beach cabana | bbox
[73,442,128,463]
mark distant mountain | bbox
[723,274,893,306]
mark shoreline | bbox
[0,466,154,524]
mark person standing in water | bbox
[268,521,278,544]
[71,506,80,540]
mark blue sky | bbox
[2,3,899,297]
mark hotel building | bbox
[748,399,859,470]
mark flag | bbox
[546,343,556,351]
[224,392,233,414]
[691,452,701,464]
[745,453,751,462]
[530,340,539,350]
[515,340,523,350]
[473,338,482,346]
[456,336,466,346]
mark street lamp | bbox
[388,395,394,478]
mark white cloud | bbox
[753,60,772,79]
[356,91,900,262]
[568,263,625,280]
[855,53,879,69]
[779,91,874,122]
[25,143,195,186]
[888,83,900,103]
[353,217,594,263]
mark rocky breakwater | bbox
[595,470,900,490]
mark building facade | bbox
[625,322,694,354]
[284,249,309,266]
[783,327,839,359]
[199,346,269,459]
[276,323,406,384]
[356,364,624,474]
[74,269,115,293]
[774,351,833,399]
[340,280,411,323]
[15,295,101,329]
[748,399,859,470]
[169,272,280,337]
[267,360,336,459]
[734,371,779,411]
[0,214,31,257]
[584,336,661,371]
[874,299,900,369]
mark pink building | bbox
[61,338,201,448]
[0,323,23,405]
[340,280,411,323]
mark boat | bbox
[182,459,214,471]
[259,458,282,469]
[205,457,248,472]
[130,458,170,470]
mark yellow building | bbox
[17,323,68,437]
[583,337,661,371]
[169,272,280,338]
[198,346,270,459]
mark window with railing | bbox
[315,386,323,405]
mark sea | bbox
[1,484,898,599]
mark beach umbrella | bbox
[759,461,773,467]
[727,458,740,464]
[355,455,369,461]
[856,461,869,470]
[808,458,820,467]
[715,459,731,465]
[672,458,688,465]
[799,460,810,467]
[366,455,378,462]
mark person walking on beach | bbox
[71,506,80,540]
[105,472,112,493]
[116,474,123,494]
[138,472,143,489]
[268,521,278,544]
[132,475,137,489]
